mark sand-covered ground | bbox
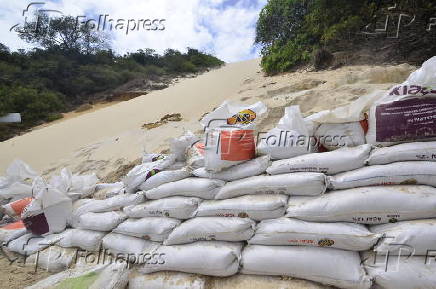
[0,59,417,288]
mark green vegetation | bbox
[0,14,223,141]
[256,0,436,74]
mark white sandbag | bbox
[73,211,127,231]
[367,141,436,165]
[123,197,200,219]
[93,182,125,199]
[2,197,33,218]
[49,168,98,200]
[8,233,51,255]
[315,122,366,151]
[164,217,255,245]
[186,142,205,169]
[363,251,436,289]
[0,160,37,199]
[367,56,436,146]
[192,155,270,181]
[55,229,106,251]
[196,194,288,221]
[241,245,371,289]
[26,246,76,273]
[0,221,27,243]
[113,217,180,241]
[102,233,159,263]
[25,264,129,289]
[215,173,326,200]
[267,145,371,175]
[371,219,436,255]
[329,161,436,190]
[128,271,206,289]
[201,101,267,172]
[287,185,436,224]
[145,178,225,200]
[249,218,379,251]
[71,193,145,218]
[140,241,242,277]
[170,131,199,162]
[124,154,176,194]
[257,106,312,160]
[139,169,191,191]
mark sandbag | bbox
[145,178,225,200]
[201,101,267,172]
[56,229,106,251]
[73,211,127,231]
[215,173,326,200]
[367,141,436,165]
[2,197,33,218]
[123,154,176,194]
[257,106,312,160]
[241,245,371,289]
[267,145,371,175]
[93,182,125,199]
[367,56,436,146]
[170,131,199,162]
[49,168,98,200]
[0,220,27,243]
[329,161,436,190]
[113,217,180,242]
[370,219,436,255]
[196,194,288,221]
[8,233,51,255]
[102,233,160,264]
[192,155,270,181]
[123,197,200,219]
[0,160,37,199]
[128,271,206,289]
[186,142,205,169]
[287,185,436,224]
[315,122,366,151]
[26,246,76,273]
[249,218,379,251]
[25,264,129,289]
[362,251,436,289]
[140,241,242,277]
[139,169,191,191]
[164,217,255,245]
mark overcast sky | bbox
[0,0,267,62]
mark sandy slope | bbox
[0,59,416,180]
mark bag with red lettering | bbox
[367,56,436,146]
[201,101,267,172]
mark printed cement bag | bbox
[164,217,255,245]
[2,197,33,218]
[267,144,371,175]
[362,251,436,289]
[128,271,206,289]
[8,233,51,255]
[241,245,371,289]
[170,131,199,162]
[257,106,312,159]
[73,211,127,231]
[287,185,436,224]
[56,229,106,251]
[215,173,326,200]
[0,160,37,199]
[25,264,129,289]
[102,233,160,263]
[329,161,436,190]
[26,246,76,273]
[367,141,436,165]
[196,194,288,221]
[141,241,242,277]
[124,154,176,194]
[113,217,181,242]
[145,178,225,200]
[371,219,436,255]
[139,169,191,191]
[367,56,436,145]
[49,168,98,200]
[123,197,200,219]
[0,220,27,243]
[22,177,72,235]
[192,155,270,181]
[201,101,267,172]
[314,121,367,151]
[249,218,379,251]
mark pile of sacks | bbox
[1,56,436,289]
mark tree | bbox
[17,12,109,53]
